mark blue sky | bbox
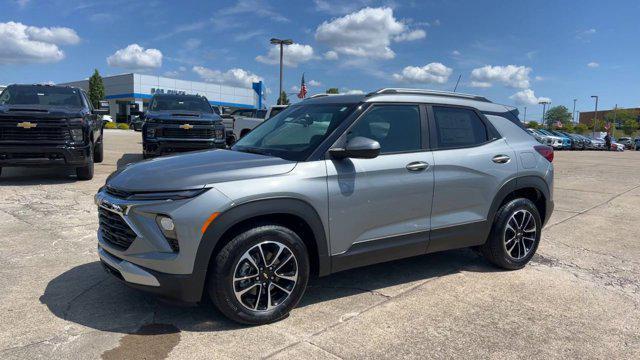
[1,0,639,119]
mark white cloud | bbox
[178,66,187,72]
[315,7,423,59]
[291,85,300,92]
[509,89,551,106]
[313,0,373,15]
[163,70,179,78]
[392,62,453,84]
[255,43,315,67]
[470,81,492,88]
[184,38,201,50]
[470,65,532,88]
[15,0,30,8]
[451,50,461,56]
[0,21,80,64]
[393,29,426,42]
[535,75,544,81]
[192,66,263,88]
[323,50,338,60]
[308,79,321,86]
[107,44,162,69]
[587,62,599,68]
[344,89,364,94]
[219,0,289,22]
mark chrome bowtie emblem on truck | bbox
[17,121,37,129]
[179,124,193,130]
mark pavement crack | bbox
[62,277,109,320]
[308,285,392,299]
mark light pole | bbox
[539,100,550,127]
[523,106,527,124]
[572,99,577,123]
[591,95,599,137]
[270,38,293,105]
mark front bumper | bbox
[0,143,91,167]
[143,138,226,156]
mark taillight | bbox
[534,145,554,162]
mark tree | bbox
[562,121,575,133]
[88,69,105,109]
[621,119,639,135]
[277,91,290,105]
[544,105,572,127]
[589,118,605,131]
[574,123,588,134]
[326,88,339,94]
[526,121,540,129]
[605,108,639,127]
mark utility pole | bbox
[523,106,527,124]
[270,38,293,105]
[612,104,618,137]
[539,100,550,127]
[591,95,599,138]
[572,99,577,123]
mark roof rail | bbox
[309,93,342,98]
[366,88,492,103]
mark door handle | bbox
[492,155,511,164]
[406,161,429,172]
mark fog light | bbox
[156,215,179,252]
[146,127,156,138]
[159,216,174,231]
[215,129,224,139]
[70,128,84,142]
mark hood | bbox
[0,104,84,118]
[146,110,222,122]
[107,149,296,192]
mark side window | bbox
[81,91,93,110]
[433,106,488,149]
[348,105,421,154]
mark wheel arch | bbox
[488,176,551,227]
[191,197,330,302]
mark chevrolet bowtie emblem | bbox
[179,124,193,130]
[17,121,37,129]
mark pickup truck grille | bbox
[0,118,69,142]
[99,207,136,251]
[161,128,216,139]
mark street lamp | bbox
[591,95,599,137]
[539,100,550,127]
[572,99,577,123]
[270,38,293,105]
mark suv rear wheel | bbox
[481,198,541,270]
[208,225,309,325]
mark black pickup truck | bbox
[140,94,226,158]
[0,84,107,180]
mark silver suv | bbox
[95,89,554,324]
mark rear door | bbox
[427,105,517,252]
[326,104,434,271]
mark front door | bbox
[326,104,434,271]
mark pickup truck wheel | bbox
[208,225,309,325]
[480,198,541,270]
[76,146,94,180]
[94,137,104,163]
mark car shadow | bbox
[116,153,145,170]
[0,166,79,185]
[40,249,499,335]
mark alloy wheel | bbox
[503,209,537,260]
[233,241,298,312]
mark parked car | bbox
[618,137,633,150]
[535,129,564,149]
[228,105,288,141]
[0,84,107,180]
[556,131,586,150]
[95,88,554,325]
[635,138,640,151]
[129,115,144,131]
[139,94,226,158]
[545,130,572,150]
[526,128,544,143]
[610,138,625,152]
[586,135,606,150]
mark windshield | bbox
[0,85,83,107]
[149,95,212,113]
[232,103,357,161]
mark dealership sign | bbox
[150,88,188,95]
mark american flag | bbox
[297,73,307,99]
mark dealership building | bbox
[61,73,264,122]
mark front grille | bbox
[161,128,215,139]
[98,207,136,250]
[0,118,70,142]
[106,186,132,199]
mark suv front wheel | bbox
[481,198,541,270]
[208,225,310,325]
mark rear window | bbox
[433,106,489,149]
[149,95,212,113]
[0,85,83,107]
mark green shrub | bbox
[117,123,130,130]
[104,122,116,129]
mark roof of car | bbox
[300,88,512,113]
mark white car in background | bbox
[225,105,288,141]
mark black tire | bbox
[208,225,309,325]
[76,145,94,180]
[480,198,541,270]
[94,136,104,163]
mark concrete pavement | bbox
[0,129,638,359]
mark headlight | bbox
[215,129,224,139]
[127,188,209,201]
[70,128,84,142]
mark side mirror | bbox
[330,136,380,159]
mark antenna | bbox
[453,75,462,92]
